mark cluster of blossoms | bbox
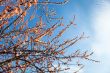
[0,0,98,73]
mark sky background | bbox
[55,0,110,73]
[1,0,110,73]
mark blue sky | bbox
[0,0,110,73]
[54,0,110,73]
